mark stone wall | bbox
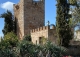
[31,26,48,44]
[48,28,57,44]
[14,0,45,39]
[31,25,56,44]
[13,0,24,40]
[24,0,45,36]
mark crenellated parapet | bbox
[31,25,55,33]
[31,26,48,33]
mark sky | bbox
[0,0,57,36]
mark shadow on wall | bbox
[14,17,23,40]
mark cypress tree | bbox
[0,10,13,35]
[56,0,73,47]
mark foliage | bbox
[70,0,80,30]
[0,32,17,49]
[41,37,47,45]
[68,0,77,5]
[56,0,73,47]
[18,40,43,57]
[0,32,18,49]
[23,35,31,41]
[0,10,14,35]
[18,40,34,57]
[0,32,18,57]
[4,32,18,47]
[0,48,16,57]
[0,33,66,57]
[0,37,67,57]
[17,40,66,57]
[42,41,66,57]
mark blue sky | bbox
[0,0,56,36]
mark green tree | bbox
[56,0,73,47]
[4,32,18,47]
[0,32,18,57]
[0,10,13,35]
[68,0,77,5]
[23,35,31,42]
[70,0,80,29]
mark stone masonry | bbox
[31,25,57,44]
[13,0,45,39]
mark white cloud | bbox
[0,1,15,10]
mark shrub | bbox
[23,35,31,42]
[0,32,19,57]
[4,32,18,47]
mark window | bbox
[32,0,42,5]
[39,37,43,44]
[33,0,42,2]
[36,40,37,45]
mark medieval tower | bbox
[13,0,45,39]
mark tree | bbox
[68,0,77,5]
[4,32,18,47]
[56,0,73,47]
[70,0,80,29]
[0,10,13,35]
[23,35,31,42]
[0,32,18,57]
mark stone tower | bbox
[13,0,45,39]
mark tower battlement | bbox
[31,25,55,33]
[31,26,48,33]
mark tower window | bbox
[32,0,42,5]
[33,0,42,3]
[33,0,42,2]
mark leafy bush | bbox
[23,35,31,41]
[17,40,66,57]
[0,48,16,57]
[4,32,18,47]
[0,33,67,57]
[18,40,35,57]
[0,32,18,57]
[43,41,67,57]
